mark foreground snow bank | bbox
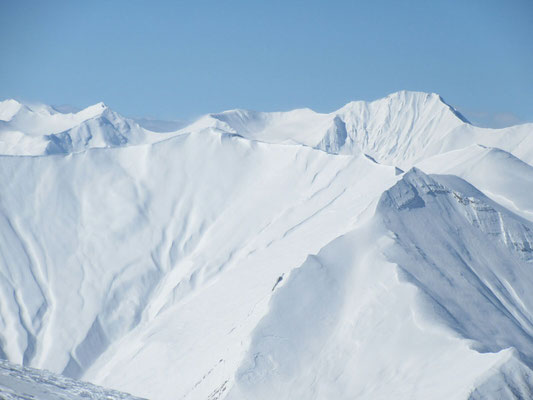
[0,358,143,400]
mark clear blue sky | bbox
[1,0,532,126]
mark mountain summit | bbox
[0,100,160,155]
[188,91,468,162]
[0,92,532,399]
[182,90,532,168]
[1,92,531,167]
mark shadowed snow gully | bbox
[0,91,532,399]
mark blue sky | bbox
[1,0,532,126]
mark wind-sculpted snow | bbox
[177,90,533,168]
[229,169,533,399]
[416,145,533,221]
[1,91,533,399]
[2,92,532,166]
[186,91,466,167]
[381,170,533,345]
[44,107,151,155]
[0,100,162,155]
[0,127,398,399]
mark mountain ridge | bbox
[228,168,533,399]
[0,92,533,399]
[3,91,531,169]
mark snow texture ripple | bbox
[0,91,532,399]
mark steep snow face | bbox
[0,100,107,135]
[185,91,466,167]
[44,108,152,154]
[1,91,533,400]
[2,92,531,166]
[342,106,533,167]
[333,91,468,165]
[180,91,532,169]
[229,169,533,400]
[0,100,23,122]
[0,101,162,155]
[0,128,398,399]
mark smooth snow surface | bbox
[0,91,532,399]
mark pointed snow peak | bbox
[86,101,108,113]
[324,91,473,167]
[0,99,24,121]
[0,98,22,107]
[391,90,470,124]
[387,90,437,101]
[77,101,110,120]
[337,91,469,125]
[378,167,441,211]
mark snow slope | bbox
[183,91,467,165]
[229,169,533,400]
[0,129,399,398]
[416,145,533,221]
[178,91,533,168]
[0,358,143,399]
[0,100,163,155]
[0,91,532,399]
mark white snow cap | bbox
[0,91,533,400]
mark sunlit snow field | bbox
[1,91,533,399]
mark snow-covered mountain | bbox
[184,91,533,168]
[0,91,532,399]
[0,99,163,155]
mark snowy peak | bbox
[339,90,468,122]
[0,99,23,121]
[378,168,533,359]
[43,107,148,155]
[74,101,109,121]
[328,91,471,166]
[181,91,474,168]
[230,167,533,399]
[1,99,111,134]
[2,92,533,399]
[2,92,531,166]
[0,99,161,155]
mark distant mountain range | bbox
[0,91,532,399]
